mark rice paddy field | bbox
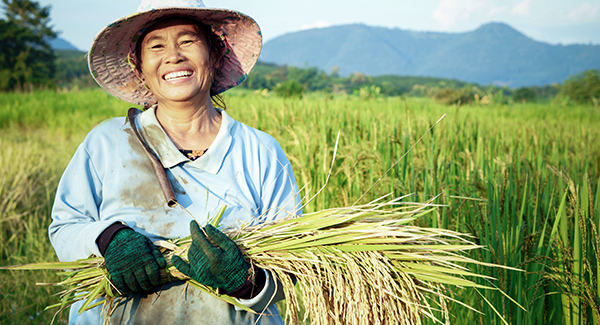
[0,88,599,324]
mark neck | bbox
[155,97,222,150]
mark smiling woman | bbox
[48,0,302,324]
[134,19,219,105]
[135,19,223,150]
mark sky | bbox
[28,0,600,51]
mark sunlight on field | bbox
[1,88,599,324]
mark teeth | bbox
[164,70,192,81]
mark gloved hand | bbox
[104,228,166,294]
[172,221,250,293]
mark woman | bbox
[49,0,301,324]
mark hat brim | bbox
[88,7,262,106]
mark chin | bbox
[155,88,197,101]
[157,92,208,104]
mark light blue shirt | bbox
[49,106,301,324]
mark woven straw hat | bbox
[88,0,262,106]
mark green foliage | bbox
[274,80,304,98]
[242,62,511,101]
[287,66,330,91]
[560,69,600,105]
[241,64,329,94]
[532,84,561,101]
[53,50,96,89]
[433,87,476,105]
[372,75,467,97]
[0,0,57,91]
[354,84,381,100]
[513,87,537,103]
[240,61,280,90]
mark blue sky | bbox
[34,0,600,51]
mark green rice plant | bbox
[0,137,66,324]
[1,89,599,324]
[542,174,600,324]
[0,89,128,136]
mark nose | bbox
[164,44,185,64]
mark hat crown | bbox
[137,0,206,12]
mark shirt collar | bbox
[137,105,234,174]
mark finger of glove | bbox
[143,258,163,287]
[148,243,166,269]
[134,267,155,292]
[187,240,207,264]
[110,274,128,294]
[172,255,192,278]
[190,221,218,256]
[123,271,143,293]
[189,220,205,242]
[205,224,238,253]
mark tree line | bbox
[238,62,598,106]
[0,0,56,91]
[1,0,599,106]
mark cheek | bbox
[140,51,158,70]
[139,59,150,75]
[139,58,159,81]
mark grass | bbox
[0,88,599,324]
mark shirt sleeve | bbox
[235,136,302,312]
[259,140,303,221]
[235,269,287,313]
[48,144,118,261]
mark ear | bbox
[137,71,150,90]
[210,56,221,82]
[212,56,220,70]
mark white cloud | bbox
[433,0,492,28]
[567,3,600,21]
[512,0,532,16]
[488,6,508,17]
[300,20,331,30]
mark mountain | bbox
[49,37,79,51]
[260,22,600,87]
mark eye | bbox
[145,42,164,51]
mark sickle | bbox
[127,107,178,208]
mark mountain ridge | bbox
[48,37,79,51]
[260,22,600,87]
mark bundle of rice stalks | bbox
[1,195,515,325]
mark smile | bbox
[164,70,193,81]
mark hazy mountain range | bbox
[260,22,600,87]
[49,37,79,51]
[51,22,600,87]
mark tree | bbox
[274,80,304,98]
[330,66,340,78]
[513,87,536,103]
[560,70,600,105]
[0,0,57,91]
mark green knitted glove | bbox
[172,221,250,292]
[104,228,166,293]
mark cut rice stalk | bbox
[1,199,517,325]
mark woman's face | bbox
[139,19,214,105]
